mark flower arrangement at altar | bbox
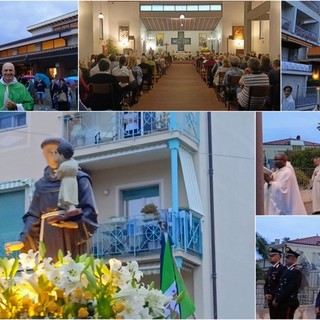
[200,47,211,54]
[0,249,172,319]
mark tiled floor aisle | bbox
[134,61,231,111]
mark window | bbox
[0,113,26,130]
[27,44,36,53]
[140,4,221,12]
[0,189,26,255]
[42,38,66,50]
[18,46,27,54]
[122,186,160,219]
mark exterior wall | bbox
[90,159,188,223]
[0,112,63,183]
[211,112,255,319]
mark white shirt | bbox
[282,94,296,111]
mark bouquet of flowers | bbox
[0,249,172,319]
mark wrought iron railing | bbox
[295,25,318,43]
[92,209,202,259]
[0,210,203,260]
[63,112,200,148]
[282,61,313,73]
[282,17,291,31]
[294,86,318,110]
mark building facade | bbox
[0,11,78,79]
[282,1,320,109]
[0,111,255,319]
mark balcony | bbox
[282,61,312,73]
[92,209,202,264]
[295,25,318,43]
[63,112,200,149]
[282,17,291,31]
[0,209,202,265]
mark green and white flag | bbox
[160,234,196,319]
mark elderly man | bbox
[272,247,302,319]
[0,62,34,111]
[87,58,123,110]
[264,247,287,319]
[264,154,307,215]
[5,137,98,261]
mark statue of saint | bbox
[5,137,99,261]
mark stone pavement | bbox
[33,88,78,111]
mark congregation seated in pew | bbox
[86,58,123,110]
[112,55,139,106]
[237,58,270,110]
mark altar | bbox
[172,51,192,60]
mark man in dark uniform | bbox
[272,247,302,319]
[264,247,287,318]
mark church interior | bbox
[79,1,280,110]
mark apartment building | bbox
[0,111,255,319]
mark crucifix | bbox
[164,42,169,52]
[171,31,191,51]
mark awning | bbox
[178,147,203,215]
[0,179,33,191]
[282,33,314,48]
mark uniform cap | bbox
[268,247,282,255]
[285,246,300,258]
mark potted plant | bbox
[141,203,160,219]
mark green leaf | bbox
[83,269,99,290]
[97,296,112,319]
[9,258,19,279]
[39,241,46,259]
[58,249,64,264]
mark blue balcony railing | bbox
[1,210,202,259]
[282,17,291,31]
[63,112,200,148]
[295,25,318,43]
[92,209,203,259]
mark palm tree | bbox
[282,237,290,244]
[256,232,269,281]
[256,232,269,259]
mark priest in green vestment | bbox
[0,62,34,111]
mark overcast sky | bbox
[0,1,78,45]
[263,112,320,144]
[256,216,320,243]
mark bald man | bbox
[0,62,34,111]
